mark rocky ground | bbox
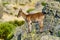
[11,23,60,40]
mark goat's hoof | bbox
[40,30,43,33]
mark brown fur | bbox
[17,9,45,33]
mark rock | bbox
[42,1,60,36]
[11,27,22,40]
[40,35,60,40]
[42,1,60,16]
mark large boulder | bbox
[42,1,60,16]
[42,1,60,36]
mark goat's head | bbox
[17,8,23,18]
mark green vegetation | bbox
[27,9,35,13]
[0,22,15,40]
[0,20,25,40]
[3,2,9,6]
[41,2,47,6]
[10,13,13,15]
[8,20,25,26]
[57,30,60,37]
[7,32,14,40]
[19,4,26,6]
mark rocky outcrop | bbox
[11,23,60,40]
[42,1,60,36]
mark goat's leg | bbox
[28,21,32,33]
[39,21,43,32]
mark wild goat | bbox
[17,8,45,33]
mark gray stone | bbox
[40,35,60,40]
